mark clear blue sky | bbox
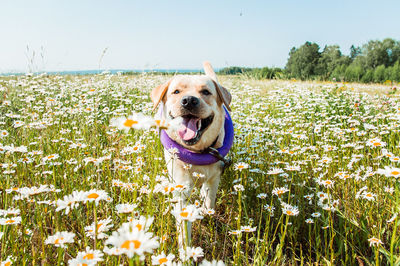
[1,0,400,72]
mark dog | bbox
[150,62,232,245]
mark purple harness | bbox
[159,106,234,165]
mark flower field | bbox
[0,73,399,265]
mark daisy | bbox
[125,216,154,232]
[203,208,215,215]
[84,189,110,205]
[68,247,103,265]
[234,162,249,171]
[104,223,159,259]
[282,204,300,216]
[200,260,225,266]
[368,237,383,247]
[45,231,75,248]
[179,246,204,262]
[151,252,175,265]
[0,217,21,225]
[56,191,86,214]
[171,204,204,222]
[377,166,400,178]
[305,218,314,224]
[241,225,257,232]
[229,230,241,235]
[272,187,289,197]
[267,167,284,175]
[233,184,245,192]
[366,138,386,148]
[110,113,153,131]
[116,203,137,214]
[0,130,8,138]
[84,217,113,239]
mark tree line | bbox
[218,38,400,83]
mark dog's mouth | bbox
[170,112,214,145]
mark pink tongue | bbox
[178,118,199,140]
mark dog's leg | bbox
[201,169,222,209]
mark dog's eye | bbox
[173,90,180,94]
[201,90,211,96]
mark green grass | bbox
[0,74,399,265]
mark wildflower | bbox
[0,130,8,138]
[272,187,289,197]
[234,162,249,171]
[361,191,376,201]
[366,138,386,148]
[68,247,104,265]
[282,204,299,216]
[1,256,13,266]
[179,246,204,262]
[42,154,59,162]
[200,260,225,266]
[285,165,301,171]
[125,216,154,232]
[318,179,335,188]
[267,167,284,175]
[56,191,86,214]
[110,113,153,131]
[0,217,21,225]
[229,230,242,235]
[233,184,244,192]
[84,189,110,205]
[45,231,75,248]
[305,218,314,224]
[203,209,215,215]
[84,217,113,239]
[116,203,137,214]
[368,237,383,247]
[377,166,400,178]
[104,223,159,259]
[151,252,175,265]
[241,225,257,232]
[171,205,203,222]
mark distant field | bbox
[0,74,399,265]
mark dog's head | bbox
[151,62,231,151]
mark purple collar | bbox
[159,106,234,165]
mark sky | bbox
[1,0,400,72]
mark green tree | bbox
[286,42,321,79]
[317,45,350,79]
[344,64,363,82]
[373,65,386,82]
[391,61,400,81]
[361,69,374,83]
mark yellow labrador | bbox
[150,62,231,244]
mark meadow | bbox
[0,73,399,265]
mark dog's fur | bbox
[150,62,231,245]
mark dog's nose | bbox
[181,96,200,109]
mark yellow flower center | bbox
[391,171,400,175]
[136,224,143,231]
[373,142,381,146]
[83,253,94,260]
[5,220,15,224]
[87,193,99,199]
[123,119,138,127]
[121,240,141,249]
[159,258,168,264]
[180,212,189,218]
[54,237,64,244]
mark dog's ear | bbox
[212,80,232,111]
[203,61,232,111]
[151,78,172,111]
